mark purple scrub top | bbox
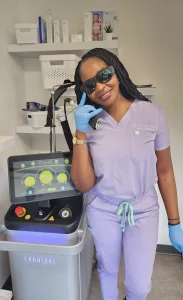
[86,100,170,200]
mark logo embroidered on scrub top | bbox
[132,124,156,131]
[135,130,140,135]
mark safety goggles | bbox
[80,65,115,95]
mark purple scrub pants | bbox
[86,187,159,300]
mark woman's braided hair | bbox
[74,48,151,107]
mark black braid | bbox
[74,48,151,107]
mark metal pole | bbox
[51,91,56,153]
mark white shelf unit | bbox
[8,41,119,57]
[16,124,65,134]
[9,41,156,136]
[16,87,156,135]
[0,136,15,152]
[138,87,156,96]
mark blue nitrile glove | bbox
[168,223,183,256]
[74,93,103,133]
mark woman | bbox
[92,14,103,41]
[71,48,183,300]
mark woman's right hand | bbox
[74,93,103,133]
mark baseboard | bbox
[1,244,180,291]
[156,244,180,255]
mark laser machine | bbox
[0,82,97,300]
[0,151,94,300]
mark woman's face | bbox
[80,57,121,108]
[93,15,99,22]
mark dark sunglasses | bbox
[80,65,115,95]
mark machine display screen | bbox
[8,153,80,204]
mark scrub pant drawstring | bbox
[117,202,135,232]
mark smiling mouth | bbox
[99,90,112,101]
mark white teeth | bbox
[101,91,110,99]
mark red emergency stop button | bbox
[15,206,26,217]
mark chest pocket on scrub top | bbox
[130,128,157,163]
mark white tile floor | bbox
[88,254,183,300]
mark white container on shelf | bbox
[53,20,61,43]
[39,54,80,89]
[26,107,76,131]
[71,34,83,42]
[46,11,53,43]
[62,20,70,43]
[84,12,92,42]
[15,24,38,44]
[26,111,60,128]
[104,32,113,41]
